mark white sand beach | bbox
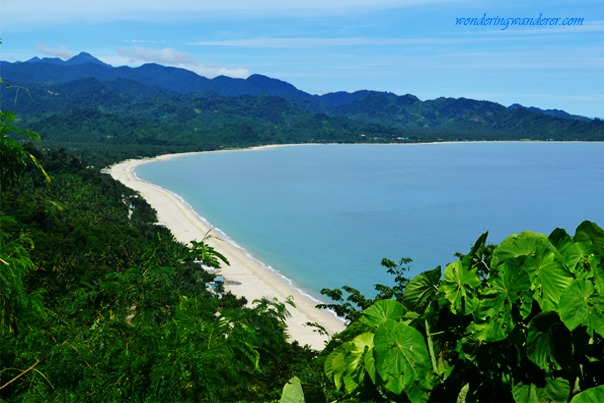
[108,148,345,350]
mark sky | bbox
[1,0,602,118]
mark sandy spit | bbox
[107,146,346,350]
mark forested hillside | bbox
[4,52,604,402]
[5,136,604,402]
[2,52,603,166]
[0,114,322,400]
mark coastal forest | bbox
[2,52,603,168]
[1,110,319,401]
[3,52,604,402]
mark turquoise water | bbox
[136,143,604,300]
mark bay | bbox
[135,142,604,300]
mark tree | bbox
[319,221,604,402]
[1,108,50,211]
[317,257,412,322]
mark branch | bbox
[0,359,43,391]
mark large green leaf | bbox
[559,280,604,337]
[324,343,350,391]
[461,231,491,272]
[495,232,573,311]
[512,377,570,403]
[560,242,597,275]
[374,320,431,395]
[548,227,573,252]
[524,249,574,311]
[594,267,604,294]
[574,221,604,258]
[471,261,530,341]
[526,311,572,371]
[570,385,604,403]
[549,227,600,276]
[440,261,481,315]
[403,266,441,314]
[361,299,404,328]
[280,377,305,403]
[491,231,549,267]
[324,333,375,394]
[342,332,375,392]
[364,343,378,385]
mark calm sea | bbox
[135,143,604,301]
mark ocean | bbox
[135,142,604,301]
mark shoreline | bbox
[107,145,346,350]
[105,141,595,348]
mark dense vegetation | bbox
[1,112,319,401]
[2,53,603,168]
[4,108,604,401]
[3,51,604,401]
[313,224,604,402]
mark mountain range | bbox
[1,52,602,153]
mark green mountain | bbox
[1,52,603,159]
[4,54,604,402]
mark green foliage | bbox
[0,110,49,192]
[0,146,318,401]
[318,257,413,322]
[182,232,230,269]
[571,385,604,403]
[280,376,305,403]
[374,319,431,397]
[2,79,398,157]
[0,218,45,338]
[321,221,604,402]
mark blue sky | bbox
[1,0,602,118]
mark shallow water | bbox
[136,142,604,300]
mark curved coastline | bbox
[108,145,346,350]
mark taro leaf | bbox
[559,280,604,338]
[524,249,574,311]
[549,227,573,253]
[496,232,573,311]
[403,266,441,314]
[374,320,431,395]
[364,343,378,385]
[559,242,597,275]
[569,385,604,403]
[519,289,534,320]
[574,221,604,258]
[512,377,570,403]
[526,311,572,371]
[461,231,490,272]
[440,260,481,315]
[324,343,351,391]
[405,381,431,403]
[491,231,549,267]
[342,332,375,393]
[324,333,375,394]
[594,267,604,295]
[361,299,404,328]
[471,261,530,342]
[280,376,305,403]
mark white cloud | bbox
[192,37,414,48]
[190,35,518,48]
[35,44,76,59]
[117,47,193,65]
[115,46,250,78]
[192,65,251,79]
[123,39,167,44]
